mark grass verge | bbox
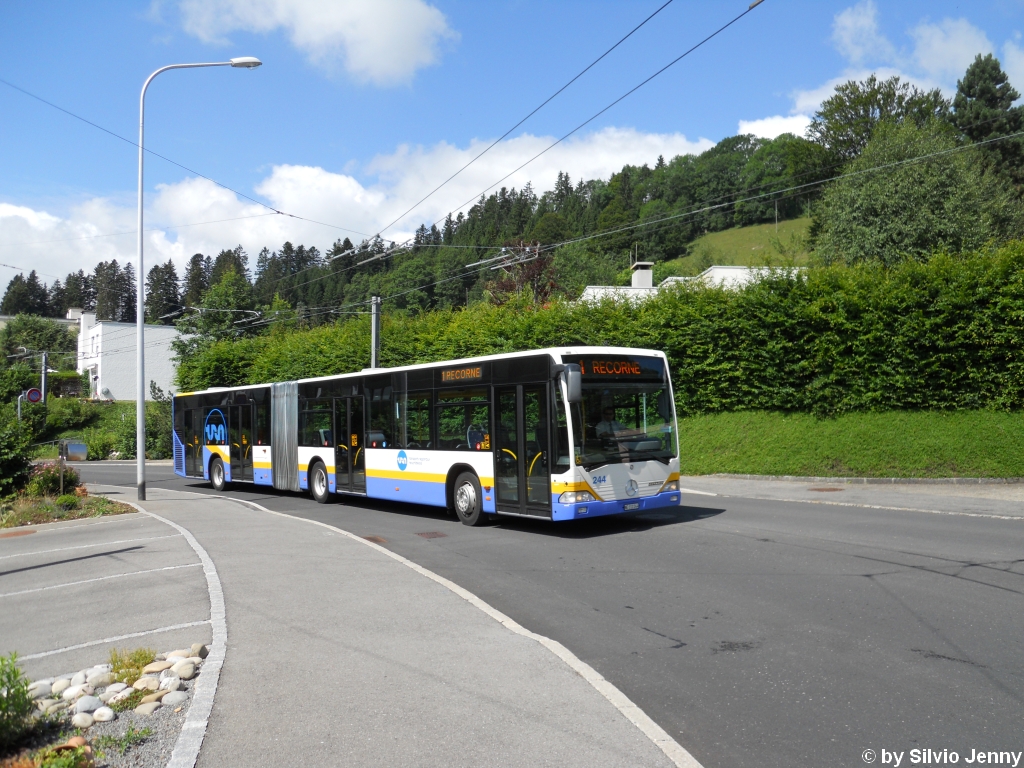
[678,410,1024,478]
[0,496,134,529]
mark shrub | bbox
[54,494,80,510]
[24,463,79,498]
[108,647,156,686]
[44,399,95,432]
[0,405,31,498]
[0,653,33,754]
[81,430,115,461]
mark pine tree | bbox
[210,245,249,285]
[47,278,67,317]
[119,262,137,322]
[1,274,31,315]
[181,253,210,308]
[63,270,94,311]
[145,260,181,324]
[952,53,1024,189]
[93,261,119,320]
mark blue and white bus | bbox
[171,347,682,524]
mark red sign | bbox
[25,388,42,403]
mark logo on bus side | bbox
[396,450,408,471]
[204,409,227,444]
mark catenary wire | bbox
[375,0,678,238]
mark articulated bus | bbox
[171,347,682,524]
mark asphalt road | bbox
[79,463,1024,768]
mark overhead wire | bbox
[375,0,678,238]
[421,1,768,234]
[0,76,370,238]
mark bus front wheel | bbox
[310,461,331,504]
[210,458,228,492]
[453,472,485,526]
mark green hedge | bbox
[177,242,1024,417]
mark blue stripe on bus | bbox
[366,476,448,508]
[254,469,273,486]
[550,489,680,521]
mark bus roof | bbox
[175,346,667,397]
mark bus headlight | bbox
[559,491,595,504]
[662,481,679,492]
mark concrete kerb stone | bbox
[709,473,1024,485]
[121,499,226,768]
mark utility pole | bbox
[775,199,778,233]
[370,296,381,368]
[41,352,47,404]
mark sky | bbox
[1,0,1023,287]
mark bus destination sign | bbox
[571,355,664,380]
[440,365,483,383]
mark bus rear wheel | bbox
[210,457,228,492]
[310,461,331,504]
[453,472,485,526]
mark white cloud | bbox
[0,127,712,285]
[831,1,895,65]
[737,115,812,140]
[1004,40,1024,99]
[178,0,457,85]
[910,18,993,85]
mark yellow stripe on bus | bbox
[367,469,495,487]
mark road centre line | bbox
[20,620,211,660]
[722,495,1024,521]
[0,562,201,599]
[0,534,181,561]
[216,492,704,768]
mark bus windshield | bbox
[565,355,677,470]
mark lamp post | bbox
[136,56,261,501]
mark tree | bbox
[47,278,67,318]
[0,271,48,316]
[181,253,211,308]
[813,119,1024,266]
[145,260,181,324]
[63,270,94,311]
[807,75,950,163]
[0,314,77,372]
[210,245,249,285]
[172,267,255,364]
[952,53,1024,189]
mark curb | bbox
[707,474,1024,485]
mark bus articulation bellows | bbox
[172,347,682,524]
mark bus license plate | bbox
[624,502,640,511]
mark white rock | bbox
[28,681,52,699]
[134,701,161,715]
[165,655,187,664]
[92,706,115,722]
[159,675,180,692]
[109,688,136,705]
[71,713,94,728]
[75,695,102,713]
[99,690,116,703]
[86,671,116,687]
[36,698,57,711]
[170,660,196,680]
[70,671,87,686]
[186,656,203,665]
[162,691,188,707]
[51,679,71,696]
[132,676,160,691]
[90,664,112,673]
[105,682,127,694]
[46,702,69,715]
[62,684,90,701]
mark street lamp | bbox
[135,56,262,501]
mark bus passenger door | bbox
[494,385,551,517]
[238,404,253,481]
[334,397,366,494]
[184,409,200,477]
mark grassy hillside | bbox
[656,217,811,280]
[678,410,1024,478]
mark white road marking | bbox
[723,495,1024,521]
[0,534,180,561]
[0,562,201,598]
[679,487,718,496]
[224,494,704,768]
[20,620,211,660]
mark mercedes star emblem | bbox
[625,479,639,497]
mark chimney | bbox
[631,261,654,289]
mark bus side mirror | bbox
[565,365,582,404]
[657,390,672,420]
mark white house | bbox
[579,263,804,303]
[71,309,181,401]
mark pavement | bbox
[9,466,1024,768]
[3,484,681,768]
